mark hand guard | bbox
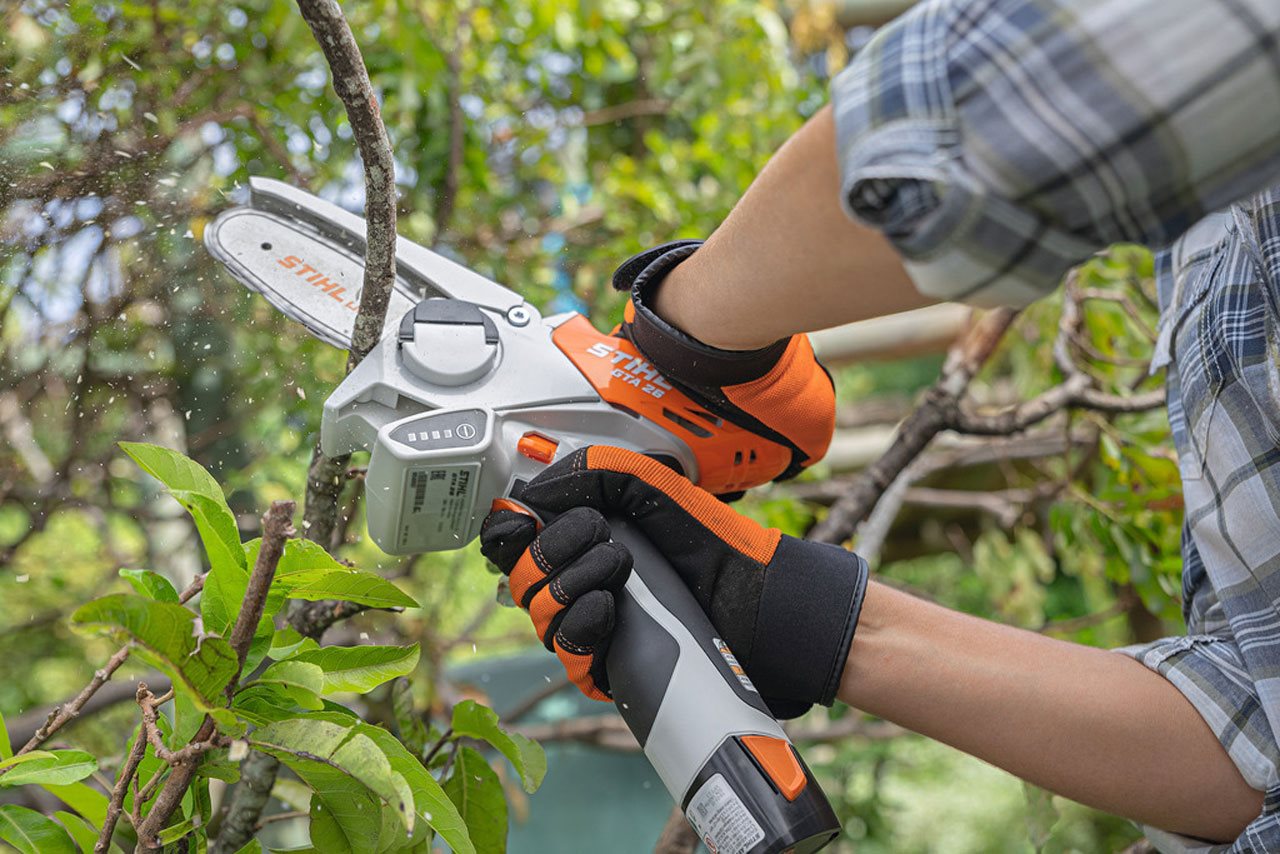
[481,446,868,718]
[614,241,837,487]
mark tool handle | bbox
[603,517,841,854]
[604,517,778,761]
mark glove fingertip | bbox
[479,510,538,572]
[556,589,615,647]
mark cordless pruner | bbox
[205,177,841,854]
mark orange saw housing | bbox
[552,315,792,495]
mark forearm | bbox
[840,581,1263,842]
[654,106,928,350]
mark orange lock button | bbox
[517,433,559,464]
[740,735,807,801]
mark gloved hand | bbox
[480,446,868,718]
[613,241,836,486]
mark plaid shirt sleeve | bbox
[830,0,1280,307]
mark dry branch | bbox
[811,276,1164,546]
[810,308,1019,544]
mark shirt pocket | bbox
[1163,248,1229,482]
[1224,206,1280,448]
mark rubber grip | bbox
[603,517,780,798]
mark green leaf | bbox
[451,700,546,793]
[233,684,314,725]
[0,805,77,854]
[268,626,319,660]
[271,539,414,600]
[201,560,244,636]
[0,710,12,759]
[391,679,430,760]
[195,747,241,783]
[309,791,372,854]
[271,778,313,813]
[231,840,263,854]
[0,750,96,787]
[209,707,248,738]
[356,723,473,854]
[71,594,238,709]
[259,536,346,577]
[240,661,325,710]
[53,811,112,854]
[250,718,416,835]
[158,814,197,845]
[203,562,276,676]
[289,644,420,695]
[119,442,245,574]
[443,746,507,854]
[119,568,180,603]
[41,782,109,826]
[255,538,418,610]
[285,569,418,609]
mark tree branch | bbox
[133,502,294,851]
[208,751,279,854]
[810,274,1164,547]
[228,501,295,687]
[809,308,1019,544]
[294,0,397,368]
[955,274,1161,436]
[580,98,672,127]
[285,0,400,639]
[653,806,699,854]
[219,1,401,844]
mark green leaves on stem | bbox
[12,441,535,854]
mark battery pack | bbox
[682,736,840,854]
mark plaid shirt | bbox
[831,0,1280,850]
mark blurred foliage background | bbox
[1,0,1179,851]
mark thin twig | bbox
[503,677,571,724]
[95,696,149,854]
[138,687,222,765]
[421,728,453,767]
[255,809,308,828]
[133,503,294,851]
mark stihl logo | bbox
[277,255,359,312]
[586,342,672,398]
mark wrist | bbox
[748,536,868,716]
[618,242,791,388]
[653,246,777,351]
